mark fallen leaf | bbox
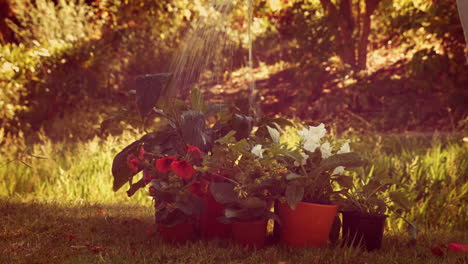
[431,246,444,257]
[97,209,106,215]
[449,243,468,253]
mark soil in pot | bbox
[278,202,338,248]
[158,220,195,244]
[342,211,387,251]
[232,219,268,249]
[199,193,232,239]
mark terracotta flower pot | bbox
[199,193,232,239]
[232,219,268,249]
[342,211,387,251]
[278,202,338,247]
[158,220,195,244]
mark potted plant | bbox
[108,74,258,242]
[273,124,368,248]
[337,171,414,251]
[207,128,287,248]
[150,153,205,243]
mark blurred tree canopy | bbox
[0,0,466,140]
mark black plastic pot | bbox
[342,211,387,251]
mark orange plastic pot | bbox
[278,202,338,247]
[158,220,195,244]
[232,219,268,249]
[199,193,232,239]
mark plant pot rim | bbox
[282,201,338,209]
[342,211,388,218]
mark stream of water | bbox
[167,0,257,115]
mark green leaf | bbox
[176,194,204,216]
[267,125,280,143]
[111,140,141,192]
[260,117,295,128]
[225,208,242,219]
[205,103,227,116]
[180,110,212,152]
[231,114,254,140]
[190,88,205,112]
[135,73,171,119]
[215,130,236,144]
[333,175,354,189]
[223,207,265,221]
[286,173,303,180]
[285,182,304,209]
[231,139,249,153]
[210,182,238,204]
[318,152,369,173]
[389,191,411,210]
[238,197,266,209]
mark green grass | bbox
[0,130,467,263]
[1,200,466,264]
[0,130,151,206]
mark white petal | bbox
[297,128,309,141]
[294,152,309,167]
[338,142,350,154]
[251,144,264,158]
[333,166,345,175]
[309,123,326,140]
[267,126,281,143]
[303,140,320,152]
[320,142,332,159]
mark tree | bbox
[0,0,17,44]
[319,0,382,70]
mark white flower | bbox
[338,142,350,154]
[333,166,345,175]
[297,123,327,145]
[320,142,332,159]
[251,144,264,158]
[297,128,310,141]
[309,123,326,140]
[303,139,320,152]
[267,126,281,143]
[294,152,309,167]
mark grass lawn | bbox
[1,200,466,264]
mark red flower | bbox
[126,154,140,173]
[189,180,209,196]
[171,160,196,179]
[155,156,177,173]
[187,145,203,159]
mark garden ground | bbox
[1,200,467,264]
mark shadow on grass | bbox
[1,200,466,264]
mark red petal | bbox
[171,160,195,179]
[187,145,204,159]
[156,157,177,173]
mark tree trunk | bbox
[0,0,17,44]
[319,0,357,68]
[339,0,356,67]
[357,0,381,70]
